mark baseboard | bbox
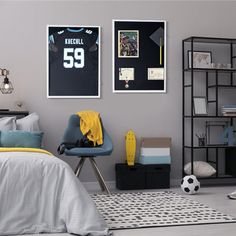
[82,179,181,192]
[82,181,116,192]
[82,177,236,192]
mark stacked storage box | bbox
[138,137,171,165]
[115,137,171,190]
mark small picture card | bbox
[119,68,135,81]
[118,30,139,58]
[148,68,164,80]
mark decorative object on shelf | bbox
[220,126,235,146]
[47,25,100,98]
[125,130,136,166]
[0,68,13,94]
[211,63,232,69]
[222,105,236,116]
[181,175,200,195]
[210,63,216,69]
[188,51,212,69]
[195,133,206,146]
[184,161,216,178]
[193,97,207,115]
[206,121,230,145]
[113,20,167,93]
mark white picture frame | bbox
[193,97,208,115]
[118,30,139,58]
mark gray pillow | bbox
[0,117,16,131]
[16,113,40,132]
[184,161,216,178]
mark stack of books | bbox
[222,105,236,116]
[138,137,171,165]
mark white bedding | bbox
[0,151,110,236]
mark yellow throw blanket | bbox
[0,147,53,156]
[76,110,103,146]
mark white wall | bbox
[1,0,236,183]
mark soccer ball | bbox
[181,175,200,195]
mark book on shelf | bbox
[222,105,236,116]
[222,112,236,116]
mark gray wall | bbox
[1,1,236,183]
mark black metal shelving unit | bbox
[182,36,236,180]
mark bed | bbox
[0,111,110,236]
[0,148,110,235]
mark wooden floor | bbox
[16,186,236,236]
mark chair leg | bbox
[74,158,86,177]
[89,158,111,195]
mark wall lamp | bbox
[0,68,13,94]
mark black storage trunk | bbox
[145,164,170,189]
[115,163,170,190]
[115,164,145,190]
[225,148,236,176]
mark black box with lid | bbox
[115,163,170,190]
[115,163,145,190]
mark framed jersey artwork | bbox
[47,25,100,98]
[113,20,167,93]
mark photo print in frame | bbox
[47,25,100,98]
[118,30,139,58]
[113,20,167,93]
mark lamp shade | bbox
[0,77,14,94]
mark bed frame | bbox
[0,110,29,118]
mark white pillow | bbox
[16,113,40,132]
[184,161,216,178]
[0,116,16,131]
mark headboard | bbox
[0,110,29,119]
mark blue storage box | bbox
[138,155,171,165]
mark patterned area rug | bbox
[91,191,236,230]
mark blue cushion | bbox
[0,131,43,148]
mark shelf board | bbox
[198,174,236,180]
[184,115,236,118]
[208,85,236,88]
[183,36,236,44]
[184,145,236,149]
[184,68,236,73]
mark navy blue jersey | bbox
[48,27,99,96]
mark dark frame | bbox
[113,20,167,93]
[188,50,212,69]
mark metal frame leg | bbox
[74,157,85,177]
[89,158,111,195]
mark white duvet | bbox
[0,151,110,236]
